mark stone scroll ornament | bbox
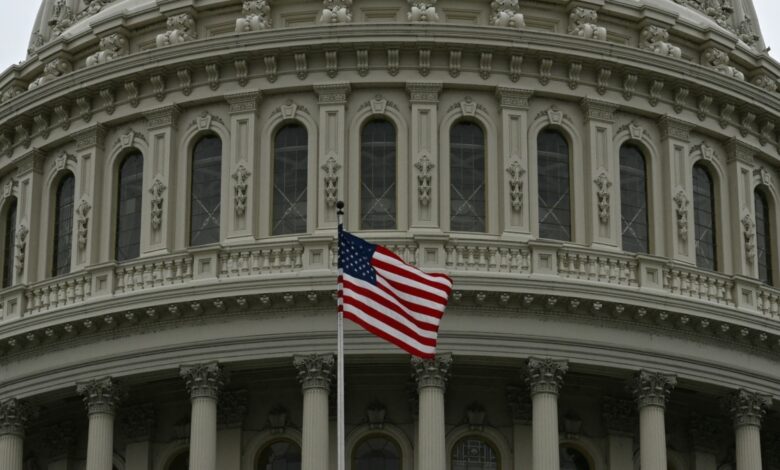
[232,164,251,217]
[15,224,28,274]
[321,156,341,207]
[236,0,272,32]
[490,0,525,29]
[75,199,91,250]
[156,14,198,48]
[86,33,129,67]
[408,0,439,22]
[414,155,435,206]
[594,172,612,224]
[639,26,681,59]
[673,190,689,242]
[149,179,166,231]
[568,7,607,41]
[320,0,353,23]
[506,160,525,212]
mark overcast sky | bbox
[0,1,779,70]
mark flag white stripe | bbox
[373,265,450,300]
[342,293,438,340]
[342,303,438,355]
[345,274,441,327]
[375,276,447,313]
[372,251,454,289]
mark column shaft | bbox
[735,425,762,470]
[639,405,666,470]
[189,397,218,470]
[301,388,329,470]
[418,386,446,470]
[86,412,114,470]
[0,434,23,470]
[532,392,560,470]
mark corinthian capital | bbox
[293,354,335,392]
[180,362,225,400]
[0,398,34,436]
[76,377,122,415]
[526,357,568,395]
[629,370,676,409]
[728,389,771,428]
[411,353,453,391]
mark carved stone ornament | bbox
[370,95,388,115]
[673,189,689,242]
[702,48,745,81]
[568,7,607,41]
[526,357,568,395]
[232,164,251,217]
[236,0,272,32]
[15,224,28,274]
[546,106,564,125]
[411,353,452,391]
[49,0,75,38]
[0,398,34,436]
[293,353,335,391]
[754,167,772,187]
[639,25,681,59]
[320,0,353,24]
[86,33,129,67]
[218,390,248,428]
[121,404,156,441]
[506,159,525,212]
[366,402,387,430]
[156,13,197,48]
[602,396,635,435]
[149,178,167,231]
[76,377,121,415]
[594,171,612,224]
[737,15,760,48]
[268,405,288,434]
[321,155,342,207]
[490,0,525,29]
[728,389,771,428]
[28,58,72,91]
[742,212,756,263]
[466,403,486,431]
[180,362,225,400]
[691,141,716,161]
[751,74,778,93]
[415,154,435,206]
[672,0,734,29]
[75,199,92,250]
[506,386,532,423]
[408,0,439,22]
[629,370,677,409]
[0,85,24,104]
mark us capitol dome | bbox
[0,0,779,469]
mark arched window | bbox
[115,152,144,261]
[692,164,717,270]
[619,144,649,253]
[273,124,308,235]
[190,136,222,246]
[52,172,75,276]
[256,439,301,470]
[361,119,397,230]
[537,129,571,241]
[560,445,591,470]
[2,198,17,288]
[755,188,773,284]
[166,450,188,470]
[352,435,401,470]
[450,122,486,232]
[451,437,499,470]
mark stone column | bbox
[294,354,335,470]
[728,389,771,470]
[225,92,261,241]
[180,362,224,470]
[658,116,694,263]
[601,397,635,470]
[121,404,155,470]
[630,370,676,470]
[411,353,452,470]
[0,398,33,470]
[313,84,350,231]
[526,357,567,470]
[77,377,121,470]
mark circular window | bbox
[352,435,401,470]
[451,437,499,470]
[257,439,302,470]
[166,451,188,470]
[560,446,591,470]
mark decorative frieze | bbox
[629,370,676,408]
[490,0,525,29]
[728,389,771,428]
[180,362,225,400]
[28,58,72,91]
[411,353,452,391]
[0,398,33,436]
[293,353,335,391]
[156,13,197,48]
[408,0,439,22]
[236,0,272,32]
[568,7,607,41]
[639,26,681,58]
[86,33,129,67]
[76,377,121,415]
[321,0,352,23]
[232,164,251,217]
[526,357,567,395]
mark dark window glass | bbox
[167,451,188,470]
[450,122,486,232]
[538,130,571,241]
[755,189,773,285]
[2,198,17,288]
[115,152,144,261]
[619,145,649,253]
[560,446,590,470]
[190,136,222,246]
[361,120,397,230]
[693,164,717,270]
[257,440,302,470]
[52,173,75,276]
[451,437,498,470]
[353,436,401,470]
[273,124,308,235]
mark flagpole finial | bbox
[336,200,344,214]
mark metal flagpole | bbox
[335,201,346,470]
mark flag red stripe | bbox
[342,300,438,346]
[343,278,441,329]
[343,310,435,359]
[372,259,452,300]
[342,278,440,334]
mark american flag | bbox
[337,228,453,359]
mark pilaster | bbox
[726,139,758,277]
[497,88,533,237]
[12,149,45,287]
[225,92,261,241]
[314,83,350,231]
[412,353,452,470]
[71,125,106,269]
[406,82,443,231]
[658,116,695,264]
[144,105,180,255]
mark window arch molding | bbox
[103,143,149,261]
[260,106,319,237]
[345,423,413,470]
[688,154,728,272]
[439,106,498,233]
[44,156,80,278]
[347,103,409,231]
[175,119,231,249]
[560,438,604,470]
[241,428,303,470]
[445,424,512,470]
[752,178,779,286]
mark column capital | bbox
[225,91,262,114]
[728,389,771,428]
[580,97,617,123]
[313,83,352,105]
[406,82,443,104]
[0,398,34,437]
[525,357,568,395]
[725,138,756,165]
[72,124,106,151]
[495,87,533,110]
[180,362,225,400]
[120,404,156,442]
[658,115,692,142]
[629,370,676,409]
[601,396,635,436]
[15,148,45,175]
[293,353,335,392]
[145,104,181,130]
[76,377,122,416]
[411,353,453,391]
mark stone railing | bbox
[24,272,93,314]
[114,253,194,294]
[662,264,734,306]
[219,242,304,278]
[557,247,638,287]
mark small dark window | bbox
[52,173,75,276]
[451,437,498,470]
[190,136,222,246]
[273,124,308,235]
[115,152,144,261]
[352,436,401,470]
[620,145,649,253]
[257,440,301,470]
[2,198,17,288]
[361,120,397,230]
[450,122,486,232]
[693,164,717,270]
[755,189,773,285]
[538,130,571,241]
[560,446,591,470]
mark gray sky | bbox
[0,1,779,70]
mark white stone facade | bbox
[0,0,779,469]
